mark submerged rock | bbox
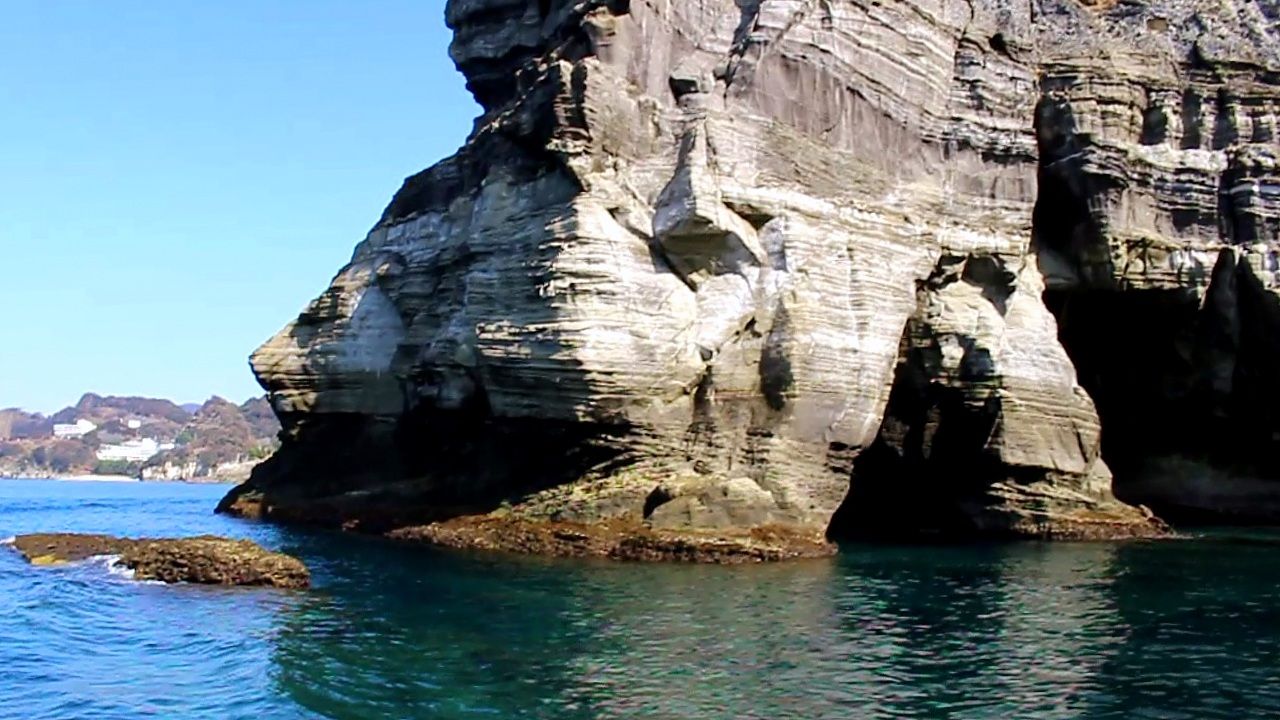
[8,533,310,588]
[221,0,1280,556]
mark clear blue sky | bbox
[0,1,476,413]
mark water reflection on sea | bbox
[1,479,1278,719]
[274,535,1280,719]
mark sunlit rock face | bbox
[222,0,1280,548]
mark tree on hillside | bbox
[30,441,95,474]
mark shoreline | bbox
[53,474,140,483]
[0,473,140,483]
[0,474,236,484]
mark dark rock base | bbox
[220,482,1176,565]
[221,491,835,563]
[388,516,838,563]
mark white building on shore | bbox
[53,419,97,438]
[95,438,173,463]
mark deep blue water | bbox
[1,479,1279,719]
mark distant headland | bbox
[0,393,279,482]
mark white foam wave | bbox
[0,536,14,546]
[94,555,134,580]
[99,556,164,584]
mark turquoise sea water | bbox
[1,478,1278,719]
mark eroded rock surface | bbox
[1031,0,1280,522]
[9,533,310,588]
[222,0,1280,555]
[388,516,836,563]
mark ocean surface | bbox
[1,479,1278,720]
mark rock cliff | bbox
[220,0,1280,556]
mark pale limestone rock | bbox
[222,0,1280,545]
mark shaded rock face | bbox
[8,533,310,589]
[225,0,1280,552]
[1029,1,1280,522]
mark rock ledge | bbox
[8,533,310,589]
[388,515,837,563]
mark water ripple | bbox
[2,480,1280,719]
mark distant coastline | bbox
[0,471,136,482]
[0,472,235,484]
[1,393,277,483]
[46,473,138,483]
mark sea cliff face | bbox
[221,0,1280,556]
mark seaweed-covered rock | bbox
[8,533,309,588]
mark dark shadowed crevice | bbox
[1180,90,1203,149]
[1140,102,1169,145]
[1032,99,1115,289]
[1032,100,1225,518]
[826,321,1007,541]
[963,254,1016,314]
[723,200,776,231]
[1039,222,1280,521]
[1043,288,1204,483]
[1233,265,1280,441]
[988,33,1011,57]
[221,404,636,533]
[759,305,794,411]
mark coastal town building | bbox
[95,438,174,463]
[52,419,97,438]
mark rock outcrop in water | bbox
[221,0,1280,556]
[8,534,310,588]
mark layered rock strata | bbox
[222,0,1280,555]
[1031,0,1280,522]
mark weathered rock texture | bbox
[9,533,310,588]
[1028,0,1280,523]
[223,0,1280,554]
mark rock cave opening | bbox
[1023,89,1280,524]
[1043,288,1204,479]
[826,320,1015,542]
[1034,180,1280,523]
